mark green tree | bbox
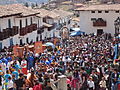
[36,3,38,7]
[24,2,29,7]
[31,3,35,9]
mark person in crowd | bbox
[99,77,107,90]
[14,73,26,90]
[0,33,119,90]
[87,77,95,90]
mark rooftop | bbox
[0,4,39,18]
[75,4,120,11]
[36,9,60,19]
[53,9,73,18]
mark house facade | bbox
[0,4,39,49]
[76,4,120,35]
[0,4,73,49]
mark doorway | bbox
[10,38,13,46]
[26,38,29,44]
[97,29,103,35]
[20,39,23,45]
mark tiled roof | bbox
[36,9,60,19]
[53,9,73,18]
[75,4,120,11]
[0,4,39,18]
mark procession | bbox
[0,32,119,90]
[0,0,120,90]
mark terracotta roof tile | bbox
[76,4,120,11]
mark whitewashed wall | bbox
[79,10,120,35]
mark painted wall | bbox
[79,10,120,35]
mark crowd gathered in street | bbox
[0,33,119,90]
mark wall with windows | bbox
[79,10,120,35]
[0,16,20,48]
[0,16,15,31]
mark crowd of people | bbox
[0,33,119,90]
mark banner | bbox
[54,38,57,45]
[17,47,24,58]
[28,45,34,52]
[13,45,19,57]
[34,41,42,54]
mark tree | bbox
[36,3,38,7]
[24,2,29,7]
[31,3,35,9]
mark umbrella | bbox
[70,28,81,32]
[45,42,55,48]
[0,60,2,63]
[70,31,85,36]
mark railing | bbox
[93,19,107,27]
[37,27,44,34]
[0,26,19,41]
[20,24,37,36]
[48,23,57,31]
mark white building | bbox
[36,9,73,39]
[0,4,73,49]
[76,4,120,35]
[0,4,40,49]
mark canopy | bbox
[70,31,85,36]
[45,42,55,48]
[70,28,81,32]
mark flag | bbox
[34,41,42,54]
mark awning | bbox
[45,42,55,48]
[70,31,85,36]
[43,23,53,28]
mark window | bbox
[91,11,95,13]
[105,11,109,13]
[98,11,102,13]
[30,17,32,24]
[25,19,28,26]
[20,39,23,45]
[0,26,1,32]
[20,20,22,29]
[116,11,119,13]
[91,18,96,21]
[0,42,2,50]
[38,20,39,27]
[8,19,11,28]
[26,38,29,44]
[36,36,39,41]
[10,38,13,46]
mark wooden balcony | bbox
[93,19,107,27]
[20,24,37,36]
[0,26,18,41]
[37,27,44,34]
[48,23,57,31]
[10,26,19,36]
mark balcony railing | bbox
[93,18,107,27]
[48,23,57,31]
[0,26,19,41]
[20,24,37,36]
[37,27,44,34]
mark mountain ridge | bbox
[0,0,48,5]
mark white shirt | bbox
[21,60,27,68]
[1,63,6,74]
[87,80,95,89]
[7,80,13,89]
